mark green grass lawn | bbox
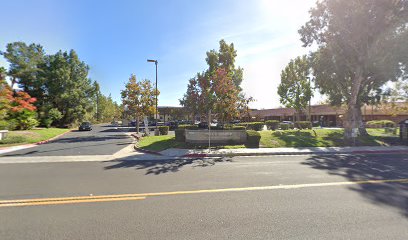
[0,128,70,147]
[260,128,400,148]
[137,135,185,152]
[137,135,246,152]
[137,128,402,152]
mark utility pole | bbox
[147,59,159,135]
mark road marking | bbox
[0,196,146,207]
[1,178,407,207]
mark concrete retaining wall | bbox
[185,130,247,144]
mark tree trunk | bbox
[344,67,364,140]
[136,115,139,133]
[357,106,368,136]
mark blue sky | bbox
[0,0,320,109]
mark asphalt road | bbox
[0,124,134,157]
[1,153,408,239]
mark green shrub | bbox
[175,129,185,142]
[48,108,62,121]
[231,125,246,130]
[0,135,26,145]
[279,123,290,130]
[265,120,279,130]
[239,122,264,131]
[178,124,198,130]
[366,120,396,128]
[0,120,8,130]
[295,121,312,129]
[6,119,18,131]
[42,108,63,127]
[225,125,246,130]
[42,118,53,128]
[246,130,261,148]
[273,130,284,136]
[19,117,38,130]
[8,110,38,130]
[159,126,169,135]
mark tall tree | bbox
[278,55,312,121]
[97,94,121,123]
[180,39,251,123]
[44,50,95,126]
[179,77,200,121]
[299,0,408,139]
[206,39,244,90]
[2,42,96,127]
[1,42,45,90]
[121,75,158,133]
[212,68,241,122]
[0,66,39,130]
[93,81,101,122]
[0,67,12,124]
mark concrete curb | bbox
[133,145,163,156]
[179,149,408,158]
[34,129,73,145]
[130,133,164,156]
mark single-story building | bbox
[249,103,408,127]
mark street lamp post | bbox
[147,59,159,135]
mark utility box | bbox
[0,130,8,140]
[399,119,408,143]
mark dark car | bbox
[198,122,208,129]
[79,122,92,131]
[166,121,178,130]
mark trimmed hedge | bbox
[238,122,264,131]
[265,120,279,130]
[158,126,169,135]
[295,121,312,130]
[278,123,291,130]
[366,120,396,128]
[230,125,246,130]
[272,130,284,136]
[246,130,261,147]
[178,124,198,130]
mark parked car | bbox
[198,122,208,129]
[166,121,178,130]
[79,122,92,131]
[230,120,241,124]
[281,121,294,125]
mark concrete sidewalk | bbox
[0,144,37,155]
[159,146,408,157]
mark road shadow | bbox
[1,139,133,157]
[302,154,408,217]
[104,157,234,175]
[100,128,135,133]
[54,135,129,143]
